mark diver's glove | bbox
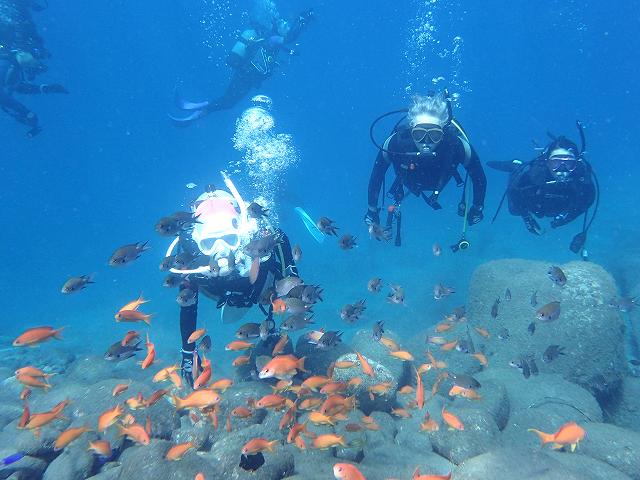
[181,349,197,388]
[551,213,568,228]
[364,207,380,227]
[468,205,484,225]
[523,214,542,235]
[40,84,68,94]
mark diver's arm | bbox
[276,230,298,278]
[14,82,68,95]
[551,179,596,228]
[464,147,487,209]
[367,150,390,211]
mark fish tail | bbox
[267,440,278,452]
[528,428,554,445]
[171,395,182,410]
[53,327,65,340]
[143,315,153,326]
[297,357,306,372]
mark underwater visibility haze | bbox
[1,1,640,479]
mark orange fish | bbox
[347,377,363,388]
[258,355,306,380]
[294,435,306,450]
[441,406,464,431]
[279,403,297,430]
[13,326,64,347]
[412,467,451,480]
[117,423,150,445]
[391,408,411,418]
[232,355,250,367]
[379,336,399,351]
[474,327,490,338]
[145,389,169,407]
[88,440,112,457]
[426,351,447,370]
[225,414,232,433]
[320,382,348,395]
[115,310,152,325]
[16,374,51,390]
[334,360,356,369]
[125,392,146,410]
[98,405,123,432]
[18,402,30,428]
[415,368,424,410]
[232,406,253,418]
[299,397,323,410]
[195,474,205,480]
[187,328,206,344]
[255,394,288,410]
[242,438,278,455]
[209,378,233,391]
[121,330,140,347]
[19,387,32,401]
[302,375,331,391]
[417,363,432,375]
[356,351,375,378]
[309,411,336,426]
[15,366,55,378]
[193,356,212,389]
[272,333,289,356]
[398,385,414,394]
[528,421,586,451]
[320,395,356,416]
[420,412,439,432]
[153,365,179,383]
[140,333,156,369]
[112,382,130,397]
[333,463,366,480]
[165,441,195,460]
[169,371,183,389]
[312,434,347,449]
[225,340,254,351]
[389,350,414,361]
[472,352,488,367]
[435,322,453,333]
[368,382,393,396]
[271,298,287,314]
[440,340,458,351]
[173,390,221,410]
[448,385,482,400]
[287,422,308,443]
[118,293,149,312]
[54,426,91,451]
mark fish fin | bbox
[53,327,65,340]
[297,357,306,372]
[268,440,278,452]
[571,443,577,452]
[143,315,153,326]
[528,428,554,445]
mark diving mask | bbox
[411,123,444,154]
[548,152,578,173]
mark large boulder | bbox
[578,422,640,480]
[0,449,48,480]
[42,438,96,480]
[608,376,640,431]
[467,260,626,399]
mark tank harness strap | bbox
[381,133,396,164]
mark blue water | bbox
[1,0,639,361]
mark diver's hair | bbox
[407,91,450,127]
[546,136,579,157]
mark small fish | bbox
[258,355,305,380]
[236,323,261,339]
[505,288,512,301]
[244,233,281,258]
[185,182,197,189]
[259,318,275,340]
[387,284,405,305]
[281,313,314,331]
[548,266,567,287]
[317,217,339,236]
[155,212,200,236]
[109,241,149,266]
[427,335,448,345]
[497,327,510,340]
[509,356,537,379]
[528,421,585,451]
[61,274,95,294]
[338,234,357,250]
[367,277,383,293]
[317,330,343,349]
[491,297,500,318]
[341,300,366,323]
[247,202,269,219]
[433,284,455,300]
[608,297,637,313]
[441,406,464,431]
[529,358,539,376]
[413,468,451,480]
[199,335,211,352]
[368,223,391,241]
[104,340,142,362]
[159,256,176,271]
[530,290,538,307]
[177,288,197,307]
[162,273,182,288]
[528,322,536,335]
[432,243,442,256]
[542,345,566,363]
[450,373,481,389]
[536,301,561,322]
[276,276,303,297]
[115,310,152,325]
[301,284,324,304]
[291,244,302,262]
[283,297,313,314]
[455,339,473,354]
[473,327,490,338]
[372,321,384,341]
[13,326,64,347]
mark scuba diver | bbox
[0,0,50,60]
[489,122,598,257]
[170,5,314,125]
[163,173,298,387]
[365,90,487,249]
[0,48,67,137]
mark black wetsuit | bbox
[0,0,49,59]
[507,156,595,229]
[0,54,40,133]
[367,120,487,219]
[178,229,297,384]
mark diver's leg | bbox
[0,91,40,135]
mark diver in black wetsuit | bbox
[164,182,297,387]
[0,48,67,136]
[489,128,597,253]
[0,0,50,59]
[171,7,314,125]
[365,91,487,246]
